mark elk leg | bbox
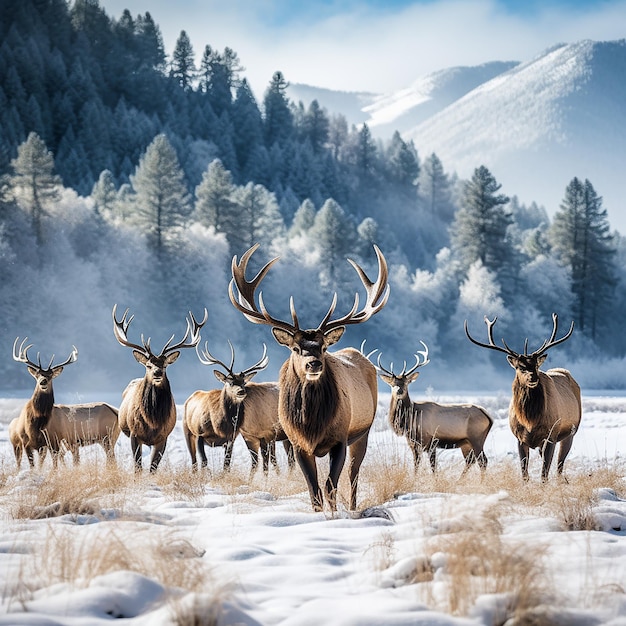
[245,439,260,475]
[326,441,347,512]
[26,446,35,469]
[295,449,323,512]
[459,442,476,476]
[268,440,279,473]
[197,438,208,469]
[13,441,22,469]
[130,435,143,472]
[184,428,198,469]
[409,440,422,472]
[283,440,296,470]
[149,440,167,473]
[348,434,369,511]
[518,441,530,481]
[429,446,437,473]
[556,436,574,477]
[260,440,271,474]
[540,440,556,482]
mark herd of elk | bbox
[112,305,207,472]
[229,243,389,512]
[465,314,581,481]
[11,337,120,469]
[6,243,584,500]
[369,341,493,475]
[183,340,294,474]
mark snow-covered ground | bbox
[0,390,625,625]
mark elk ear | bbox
[323,326,345,347]
[272,328,294,348]
[379,373,394,387]
[164,351,180,366]
[27,366,38,378]
[243,372,258,383]
[51,367,63,379]
[133,350,149,365]
[537,354,547,368]
[506,355,518,369]
[214,370,227,383]
[407,371,420,383]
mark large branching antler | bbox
[13,337,78,372]
[464,313,574,358]
[197,340,269,377]
[374,341,430,378]
[112,304,207,357]
[229,243,390,333]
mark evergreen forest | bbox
[1,0,625,394]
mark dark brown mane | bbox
[219,394,243,438]
[281,363,338,446]
[140,378,174,426]
[512,379,545,430]
[31,390,54,422]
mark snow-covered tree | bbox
[194,158,237,235]
[170,30,196,91]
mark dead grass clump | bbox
[421,504,556,621]
[9,462,132,520]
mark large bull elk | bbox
[465,314,581,481]
[113,305,207,472]
[371,342,493,474]
[12,338,120,469]
[229,243,389,512]
[184,341,294,474]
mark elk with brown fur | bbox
[184,341,294,474]
[12,338,119,469]
[113,306,207,472]
[465,313,581,481]
[370,341,493,474]
[229,243,389,512]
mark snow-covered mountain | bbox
[406,39,626,231]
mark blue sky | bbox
[98,0,626,97]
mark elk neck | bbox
[280,358,338,444]
[29,383,55,425]
[218,391,243,437]
[389,390,414,436]
[512,375,545,429]
[140,376,174,425]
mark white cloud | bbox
[98,0,626,97]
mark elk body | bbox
[465,314,581,481]
[113,306,207,472]
[183,342,294,474]
[12,338,120,469]
[229,243,389,512]
[373,343,493,474]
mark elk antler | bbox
[374,341,430,378]
[465,314,574,358]
[229,244,390,333]
[13,337,78,372]
[112,305,207,357]
[197,340,269,377]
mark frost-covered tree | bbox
[91,169,116,218]
[8,132,62,247]
[450,165,512,283]
[194,159,237,234]
[386,131,419,194]
[419,153,454,222]
[549,177,617,339]
[263,71,293,147]
[129,134,190,256]
[289,198,316,238]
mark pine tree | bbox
[129,134,190,256]
[549,177,617,339]
[289,198,316,238]
[194,158,237,234]
[263,71,293,147]
[8,131,61,247]
[170,30,196,91]
[386,131,419,194]
[232,79,264,179]
[91,169,117,218]
[450,165,512,278]
[419,153,454,221]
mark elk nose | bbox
[306,359,323,373]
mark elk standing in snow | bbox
[12,338,120,469]
[184,341,294,474]
[229,243,389,512]
[465,314,581,481]
[113,305,207,472]
[372,342,493,474]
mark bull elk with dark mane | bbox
[465,313,581,481]
[12,338,120,469]
[229,243,389,512]
[184,341,294,474]
[370,342,493,475]
[113,305,207,472]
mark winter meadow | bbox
[1,1,626,624]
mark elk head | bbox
[229,244,389,382]
[464,313,574,389]
[13,337,78,391]
[373,342,430,400]
[196,340,269,402]
[112,305,207,386]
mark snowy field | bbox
[0,389,626,625]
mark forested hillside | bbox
[0,0,625,394]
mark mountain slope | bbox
[405,40,626,231]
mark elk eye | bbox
[293,346,301,354]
